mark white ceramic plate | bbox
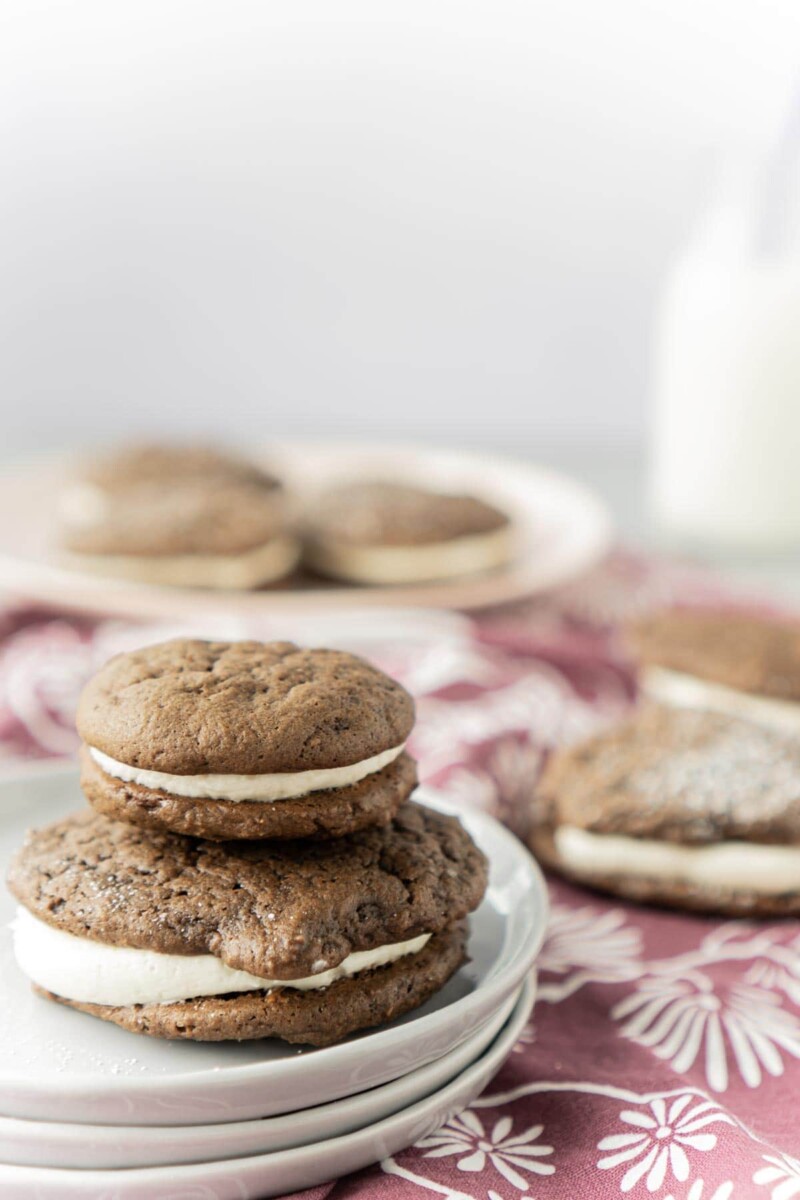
[0,977,534,1198]
[0,982,529,1170]
[0,443,612,617]
[0,768,548,1125]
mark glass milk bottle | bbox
[650,144,800,552]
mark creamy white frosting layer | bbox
[307,526,514,585]
[63,535,301,589]
[555,826,800,895]
[12,908,431,1006]
[643,666,800,734]
[59,483,108,527]
[89,742,405,803]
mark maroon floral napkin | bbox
[1,550,797,1200]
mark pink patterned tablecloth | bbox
[2,550,800,1200]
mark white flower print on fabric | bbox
[437,739,545,834]
[664,1183,733,1200]
[597,1095,733,1194]
[417,1109,555,1191]
[395,637,506,695]
[437,765,502,819]
[414,665,620,775]
[542,904,643,977]
[0,621,92,754]
[613,970,800,1093]
[541,549,736,629]
[753,1153,800,1197]
[511,1022,537,1054]
[538,904,643,1003]
[744,936,800,1008]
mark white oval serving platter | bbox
[0,443,611,617]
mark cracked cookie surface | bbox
[76,444,281,493]
[77,639,415,774]
[8,803,487,980]
[535,702,800,845]
[627,608,800,701]
[305,481,510,547]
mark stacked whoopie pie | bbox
[303,481,515,585]
[529,608,800,917]
[8,640,487,1046]
[59,445,302,590]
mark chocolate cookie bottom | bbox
[34,925,467,1046]
[81,746,417,841]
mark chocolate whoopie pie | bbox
[78,639,417,840]
[8,803,487,1046]
[303,481,514,584]
[59,444,300,589]
[530,702,800,916]
[627,608,800,733]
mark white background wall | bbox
[1,0,797,459]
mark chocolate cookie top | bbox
[536,703,800,845]
[627,609,800,701]
[77,639,415,774]
[8,804,487,980]
[63,480,288,557]
[306,482,510,547]
[77,444,280,493]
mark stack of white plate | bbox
[0,768,548,1199]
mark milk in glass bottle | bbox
[651,113,800,552]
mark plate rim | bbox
[0,974,535,1193]
[0,986,527,1170]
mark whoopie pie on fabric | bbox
[531,701,800,916]
[627,609,800,736]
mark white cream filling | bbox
[59,483,109,527]
[90,743,405,803]
[643,666,800,734]
[12,908,431,1007]
[306,525,515,585]
[555,826,800,895]
[62,535,301,589]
